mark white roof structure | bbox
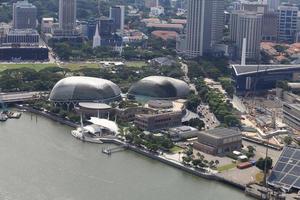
[88,117,119,134]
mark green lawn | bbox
[170,146,184,154]
[125,61,148,68]
[60,63,100,70]
[0,63,58,72]
[217,163,237,172]
[0,60,148,72]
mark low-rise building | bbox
[167,126,199,141]
[283,103,300,131]
[135,111,182,131]
[193,128,242,156]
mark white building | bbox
[150,6,165,17]
[92,24,101,48]
[41,18,54,34]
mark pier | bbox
[102,144,128,155]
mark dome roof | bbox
[50,76,121,103]
[128,76,190,99]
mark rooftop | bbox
[199,128,241,139]
[78,102,111,110]
[232,64,300,76]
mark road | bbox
[197,104,220,130]
[0,91,43,103]
[180,62,197,94]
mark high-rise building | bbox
[277,4,298,43]
[59,0,76,32]
[182,0,224,58]
[109,6,125,32]
[262,11,278,41]
[13,0,37,29]
[145,0,158,8]
[230,11,263,62]
[264,0,280,11]
[99,17,114,36]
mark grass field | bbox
[170,146,184,154]
[0,60,148,72]
[0,63,57,72]
[217,163,237,172]
[125,61,148,68]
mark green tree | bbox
[256,157,273,172]
[283,136,293,145]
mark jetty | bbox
[102,144,128,155]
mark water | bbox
[0,112,254,200]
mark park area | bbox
[0,61,147,72]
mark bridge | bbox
[0,91,44,103]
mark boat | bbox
[0,113,8,122]
[7,111,22,119]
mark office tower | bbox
[59,0,76,32]
[99,17,114,36]
[264,0,280,11]
[145,0,158,8]
[13,0,37,29]
[184,0,224,58]
[241,1,268,13]
[277,4,298,43]
[109,6,125,32]
[230,11,263,62]
[262,11,278,41]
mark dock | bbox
[102,144,128,155]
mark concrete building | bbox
[193,128,242,156]
[277,4,298,43]
[135,111,182,131]
[230,11,263,62]
[13,0,37,29]
[41,18,54,34]
[232,64,300,95]
[145,0,158,8]
[6,29,39,45]
[109,5,125,32]
[264,0,280,11]
[283,103,300,131]
[179,0,224,58]
[59,0,76,33]
[262,11,278,41]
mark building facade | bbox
[6,29,39,44]
[13,0,37,29]
[277,4,298,43]
[180,0,224,58]
[264,0,280,11]
[59,0,76,33]
[134,111,182,131]
[193,128,242,156]
[109,6,125,32]
[230,11,263,62]
[283,103,300,131]
[262,12,278,41]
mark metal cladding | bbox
[128,76,190,99]
[49,76,121,103]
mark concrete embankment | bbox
[17,105,248,193]
[15,105,79,128]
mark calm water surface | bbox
[0,112,254,200]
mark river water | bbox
[0,112,253,200]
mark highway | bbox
[0,91,43,103]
